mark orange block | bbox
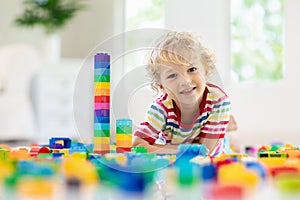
[116,140,132,148]
[9,149,31,160]
[94,143,110,151]
[95,89,110,96]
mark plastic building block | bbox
[208,185,244,200]
[275,174,300,194]
[177,144,208,161]
[131,146,148,153]
[9,149,31,160]
[116,118,132,153]
[29,147,51,157]
[0,149,9,160]
[49,137,72,149]
[218,163,260,189]
[201,164,217,181]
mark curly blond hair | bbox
[146,31,216,93]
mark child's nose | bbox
[179,74,192,85]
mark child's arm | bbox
[197,137,220,154]
[133,136,179,154]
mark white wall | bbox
[165,0,300,146]
[0,0,123,58]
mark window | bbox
[124,0,164,71]
[231,0,284,82]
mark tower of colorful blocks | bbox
[94,53,111,154]
[116,118,132,153]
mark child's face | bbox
[158,62,207,106]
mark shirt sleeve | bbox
[133,101,167,144]
[201,95,231,139]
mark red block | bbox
[209,185,244,200]
[116,147,131,153]
[94,96,110,103]
[270,166,299,177]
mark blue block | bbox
[95,68,110,76]
[116,118,132,127]
[95,61,110,69]
[94,116,110,123]
[49,137,72,149]
[94,123,110,130]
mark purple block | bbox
[95,53,110,62]
[95,109,110,117]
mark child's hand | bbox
[226,115,238,132]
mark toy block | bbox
[116,118,132,127]
[94,143,110,150]
[94,102,110,110]
[94,116,110,123]
[94,123,110,130]
[94,137,110,144]
[116,140,133,148]
[116,134,132,140]
[94,75,110,82]
[49,137,72,149]
[0,149,9,160]
[218,163,260,189]
[131,146,148,153]
[94,130,110,137]
[94,96,110,103]
[116,147,131,153]
[29,147,51,157]
[95,68,110,76]
[95,89,110,96]
[94,62,110,69]
[94,82,110,89]
[9,149,31,160]
[269,166,299,177]
[116,126,132,134]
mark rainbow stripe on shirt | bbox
[134,84,231,156]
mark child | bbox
[132,31,231,156]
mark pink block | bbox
[95,103,110,109]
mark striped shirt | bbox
[134,84,231,156]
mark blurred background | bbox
[0,0,299,148]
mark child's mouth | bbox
[180,87,196,95]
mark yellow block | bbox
[94,137,110,144]
[58,149,69,156]
[62,159,99,185]
[94,82,110,89]
[218,163,259,190]
[95,89,110,96]
[116,134,132,140]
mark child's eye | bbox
[187,67,197,72]
[167,74,177,79]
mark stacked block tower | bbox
[94,53,111,154]
[116,119,132,153]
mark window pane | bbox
[125,0,164,71]
[231,0,284,82]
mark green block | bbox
[94,75,110,82]
[37,153,53,159]
[0,149,9,160]
[94,130,110,137]
[270,145,280,151]
[131,146,147,153]
[116,127,132,134]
